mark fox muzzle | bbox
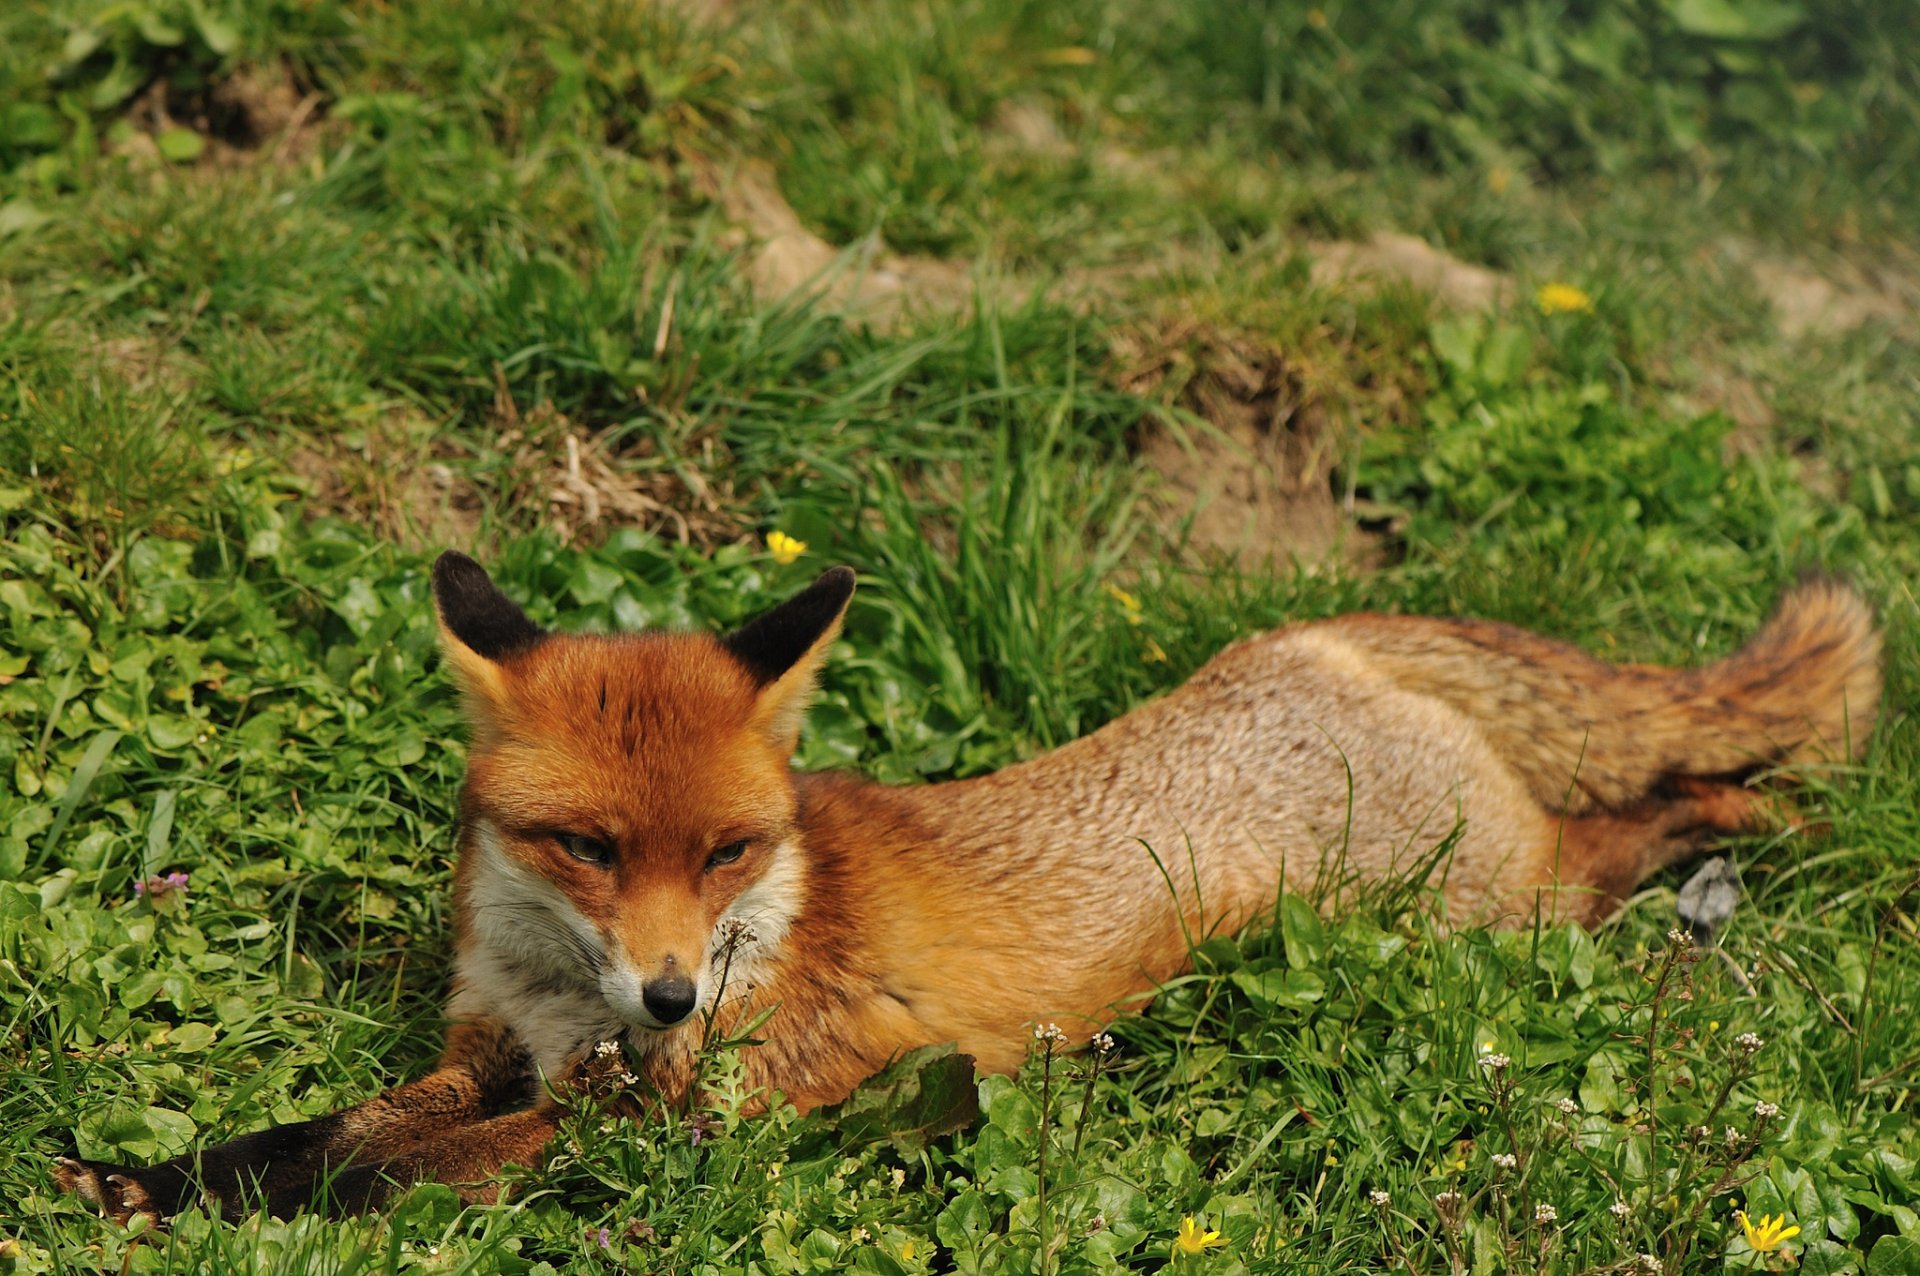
[641,974,698,1025]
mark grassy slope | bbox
[1,0,1917,1272]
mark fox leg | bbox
[54,1018,537,1224]
[1547,779,1773,928]
[299,1103,566,1214]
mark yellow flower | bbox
[899,1240,916,1262]
[1143,638,1169,664]
[1173,1216,1227,1255]
[1735,1211,1801,1253]
[1536,282,1594,315]
[766,531,807,565]
[1487,166,1512,196]
[1105,582,1144,622]
[1306,8,1328,27]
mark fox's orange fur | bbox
[57,558,1880,1222]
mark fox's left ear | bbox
[432,551,543,731]
[723,566,856,752]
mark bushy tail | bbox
[1327,577,1882,813]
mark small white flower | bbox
[1610,1200,1632,1220]
[1553,1097,1578,1115]
[850,1226,870,1243]
[1736,1032,1763,1054]
[1478,1052,1512,1072]
[1033,1022,1067,1045]
[1534,1203,1558,1224]
[1725,1125,1743,1146]
[1491,1153,1518,1170]
[1635,1254,1664,1274]
[1754,1100,1780,1120]
[1667,928,1695,948]
[594,1039,622,1058]
[1369,1189,1392,1209]
[1091,1031,1116,1053]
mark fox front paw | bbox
[53,1156,165,1225]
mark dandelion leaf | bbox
[820,1043,979,1155]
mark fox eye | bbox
[559,833,613,866]
[705,839,749,871]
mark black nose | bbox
[641,975,698,1025]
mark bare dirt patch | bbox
[707,162,1397,568]
[707,162,981,323]
[287,378,743,553]
[1115,323,1365,569]
[113,62,328,171]
[1732,242,1915,339]
[1307,232,1512,312]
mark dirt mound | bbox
[1308,232,1512,312]
[709,162,981,322]
[1729,241,1915,339]
[1116,323,1358,568]
[289,375,742,553]
[113,63,326,170]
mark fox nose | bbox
[641,975,698,1025]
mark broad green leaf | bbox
[1803,1240,1861,1276]
[1229,967,1326,1010]
[820,1045,979,1154]
[1666,0,1804,38]
[156,127,206,163]
[1870,1236,1920,1276]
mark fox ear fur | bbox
[432,551,542,722]
[723,566,856,751]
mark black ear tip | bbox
[432,550,487,600]
[431,550,542,659]
[816,565,857,600]
[721,565,859,685]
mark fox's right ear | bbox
[431,551,541,726]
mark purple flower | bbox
[595,1226,611,1250]
[135,872,190,900]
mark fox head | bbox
[431,551,853,1038]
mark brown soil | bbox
[1729,240,1916,339]
[114,62,328,171]
[707,163,1445,567]
[287,375,744,554]
[1307,232,1513,312]
[706,161,983,324]
[1114,323,1363,569]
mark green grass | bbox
[2,0,1918,1272]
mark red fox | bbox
[58,554,1880,1222]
